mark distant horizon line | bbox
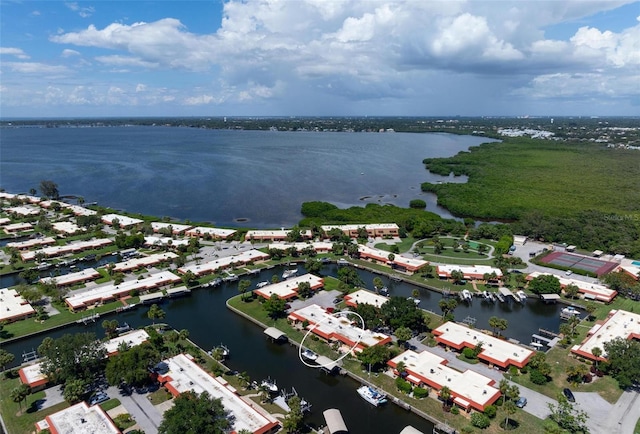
[2,115,639,121]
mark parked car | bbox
[563,388,575,402]
[565,270,573,276]
[89,392,109,406]
[516,397,527,408]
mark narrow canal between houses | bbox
[1,264,564,433]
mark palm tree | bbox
[238,279,251,301]
[147,303,166,325]
[498,379,509,405]
[10,384,30,413]
[439,386,451,410]
[503,400,517,429]
[592,347,602,371]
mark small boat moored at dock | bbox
[260,377,279,394]
[357,385,388,406]
[301,348,318,361]
[282,268,298,279]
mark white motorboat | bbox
[261,378,279,394]
[357,385,388,406]
[282,268,298,279]
[517,290,528,303]
[406,297,420,305]
[301,348,318,361]
[256,281,270,288]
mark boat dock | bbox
[76,312,100,324]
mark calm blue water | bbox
[0,126,493,227]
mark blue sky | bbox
[1,1,639,118]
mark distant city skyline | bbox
[1,1,639,118]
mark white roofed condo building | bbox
[246,229,312,242]
[388,350,501,412]
[267,241,333,254]
[571,309,640,362]
[321,223,399,238]
[178,249,269,277]
[65,270,181,311]
[185,226,237,240]
[526,271,618,303]
[0,288,36,323]
[40,268,101,287]
[288,304,392,351]
[357,245,428,274]
[157,354,280,434]
[436,264,503,281]
[344,289,389,309]
[433,322,533,369]
[20,238,113,261]
[35,402,121,434]
[254,273,324,300]
[100,213,143,228]
[111,252,178,273]
[151,222,193,234]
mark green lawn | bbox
[0,297,140,342]
[0,375,70,434]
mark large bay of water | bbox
[0,126,494,227]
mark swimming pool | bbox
[633,261,640,266]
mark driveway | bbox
[108,385,162,434]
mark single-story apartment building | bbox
[344,289,389,309]
[157,353,280,434]
[151,222,193,234]
[0,288,35,323]
[571,309,640,362]
[245,229,312,242]
[436,264,503,281]
[388,349,501,412]
[65,270,182,311]
[432,321,533,369]
[321,224,399,239]
[357,245,428,274]
[288,304,391,351]
[177,249,269,277]
[185,226,237,240]
[254,273,324,300]
[35,401,121,434]
[526,271,618,303]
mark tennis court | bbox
[541,251,619,276]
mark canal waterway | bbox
[0,264,563,433]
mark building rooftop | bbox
[254,273,324,300]
[344,289,388,308]
[178,249,269,276]
[321,223,399,232]
[437,264,503,278]
[40,268,100,287]
[571,309,640,360]
[433,322,533,368]
[288,304,390,349]
[37,402,120,434]
[0,287,35,322]
[19,363,48,388]
[246,229,312,239]
[4,205,41,216]
[20,238,112,261]
[7,236,56,250]
[526,271,617,302]
[101,213,143,227]
[151,222,193,233]
[52,221,82,234]
[103,329,150,355]
[112,252,178,272]
[158,354,279,434]
[267,241,333,252]
[357,245,428,271]
[185,226,237,238]
[144,235,190,247]
[65,270,181,310]
[389,349,500,411]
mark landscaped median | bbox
[226,290,548,434]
